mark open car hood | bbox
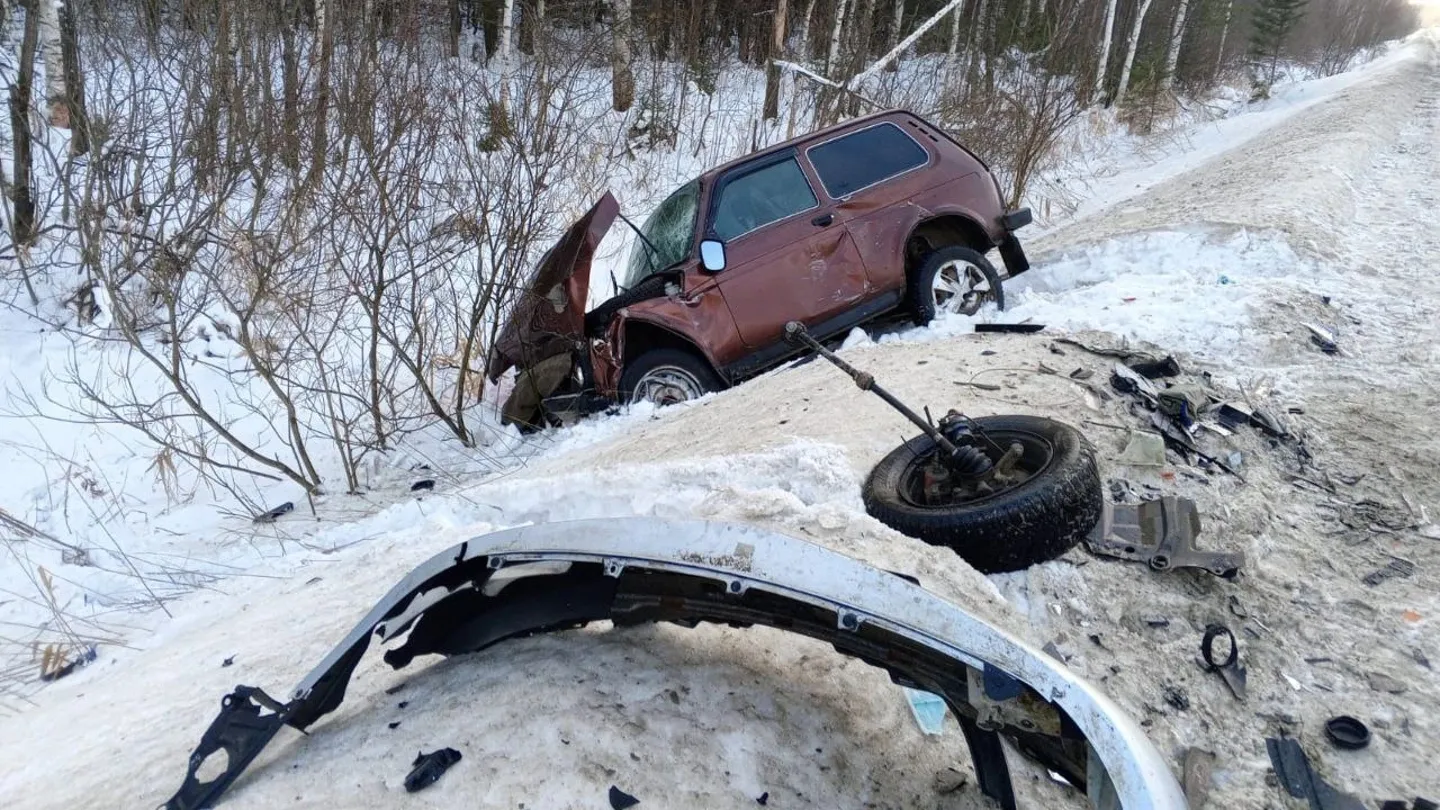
[164,519,1187,810]
[486,193,619,381]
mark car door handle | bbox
[811,213,834,227]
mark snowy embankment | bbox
[3,31,1438,810]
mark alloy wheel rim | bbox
[931,260,992,316]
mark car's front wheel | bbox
[909,245,1005,325]
[619,348,723,407]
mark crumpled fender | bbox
[164,518,1187,810]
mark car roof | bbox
[700,108,916,181]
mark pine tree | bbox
[1248,0,1308,97]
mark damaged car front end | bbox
[165,519,1186,810]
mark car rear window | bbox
[807,122,929,199]
[711,156,818,241]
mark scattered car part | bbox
[1182,747,1215,808]
[1302,323,1339,355]
[783,322,1102,573]
[974,323,1044,333]
[609,785,641,809]
[253,502,294,524]
[903,687,948,735]
[1110,363,1161,402]
[1200,624,1247,701]
[1085,497,1245,579]
[1323,716,1370,750]
[1127,356,1182,379]
[411,479,436,492]
[1117,431,1166,466]
[1266,735,1365,810]
[1416,798,1440,810]
[1362,558,1416,586]
[162,518,1186,810]
[1156,384,1208,427]
[405,748,462,793]
[1148,413,1244,480]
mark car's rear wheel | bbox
[910,245,1005,325]
[619,349,722,407]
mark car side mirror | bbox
[699,239,726,273]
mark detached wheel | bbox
[619,349,722,407]
[863,415,1101,573]
[910,245,1005,325]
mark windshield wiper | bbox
[616,210,663,291]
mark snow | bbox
[4,25,1440,810]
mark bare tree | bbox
[9,0,40,249]
[56,0,88,154]
[763,0,789,120]
[611,0,634,111]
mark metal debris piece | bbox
[1200,624,1247,701]
[1085,497,1245,579]
[1182,748,1215,808]
[1266,735,1364,810]
[405,748,461,793]
[1362,558,1416,586]
[1110,362,1161,401]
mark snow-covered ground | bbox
[3,29,1439,810]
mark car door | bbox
[705,150,869,351]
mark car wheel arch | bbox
[621,319,726,383]
[906,213,994,271]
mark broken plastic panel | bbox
[1085,496,1245,579]
[162,518,1186,810]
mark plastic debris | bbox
[253,502,294,524]
[1324,716,1370,750]
[1118,431,1167,466]
[902,687,948,736]
[1302,323,1339,354]
[1266,735,1365,810]
[411,479,436,492]
[974,323,1044,333]
[609,785,641,809]
[404,748,461,793]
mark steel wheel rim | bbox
[630,366,705,406]
[931,260,992,317]
[898,428,1056,509]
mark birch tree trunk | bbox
[610,0,634,111]
[826,0,848,75]
[885,0,904,72]
[1160,0,1192,91]
[796,0,816,62]
[1213,0,1233,79]
[36,0,65,126]
[763,0,789,120]
[1115,0,1155,104]
[1096,0,1118,97]
[498,0,514,108]
[947,0,964,66]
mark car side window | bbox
[711,156,818,242]
[807,122,929,199]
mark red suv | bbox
[489,109,1032,428]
